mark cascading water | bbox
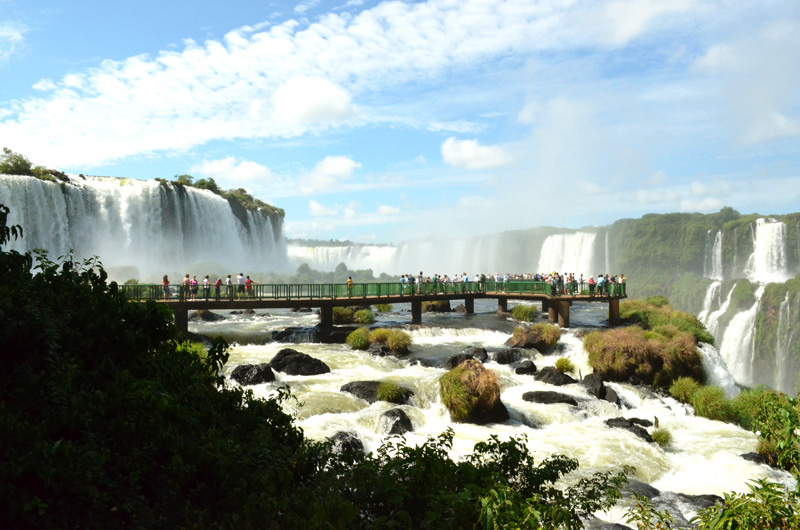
[0,174,290,279]
[775,292,797,393]
[537,232,597,274]
[703,230,723,280]
[702,284,733,341]
[697,281,722,324]
[697,343,738,398]
[746,218,791,283]
[287,244,398,272]
[719,286,765,387]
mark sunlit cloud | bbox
[441,137,512,170]
[0,22,25,61]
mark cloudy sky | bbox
[1,0,799,243]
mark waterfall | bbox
[719,286,765,387]
[697,343,739,398]
[604,230,610,274]
[537,232,597,274]
[775,292,797,393]
[287,244,398,272]
[703,230,723,280]
[697,281,722,323]
[746,218,790,283]
[0,174,290,279]
[703,284,733,341]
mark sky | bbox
[1,0,799,244]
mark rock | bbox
[340,381,414,405]
[515,359,538,375]
[381,408,413,434]
[605,418,653,443]
[741,452,770,465]
[271,327,317,343]
[462,347,488,363]
[504,327,554,352]
[316,325,360,344]
[628,417,653,428]
[290,307,313,313]
[230,308,256,315]
[409,358,437,368]
[439,359,509,424]
[367,342,393,357]
[442,353,479,370]
[189,309,225,321]
[328,431,364,454]
[230,363,275,386]
[270,348,331,376]
[581,373,607,400]
[672,492,723,511]
[453,303,467,313]
[534,366,576,386]
[621,478,661,500]
[492,348,522,364]
[604,386,621,407]
[521,391,578,406]
[423,300,451,313]
[583,519,633,530]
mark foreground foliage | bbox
[511,303,538,322]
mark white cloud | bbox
[441,137,512,170]
[0,22,25,61]
[189,156,272,187]
[299,155,362,195]
[273,76,356,125]
[343,207,356,219]
[295,0,320,15]
[680,197,723,212]
[377,205,400,216]
[309,200,338,216]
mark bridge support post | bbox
[411,301,422,324]
[319,305,333,330]
[557,301,571,328]
[608,299,620,327]
[541,299,549,313]
[174,308,188,334]
[465,297,474,314]
[548,302,557,324]
[497,298,508,313]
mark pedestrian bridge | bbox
[121,280,627,333]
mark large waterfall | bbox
[0,174,289,280]
[719,286,765,387]
[288,244,398,272]
[537,232,597,275]
[746,218,791,283]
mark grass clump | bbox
[345,327,371,350]
[375,303,393,312]
[385,329,412,355]
[554,357,575,374]
[439,360,501,423]
[333,306,354,324]
[620,297,713,345]
[376,381,405,404]
[691,386,735,422]
[651,428,672,448]
[369,328,392,344]
[353,309,375,324]
[511,304,538,322]
[669,377,700,404]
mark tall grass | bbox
[345,327,371,350]
[691,386,735,422]
[353,309,375,324]
[511,304,538,322]
[555,357,575,374]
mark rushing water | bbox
[703,230,723,281]
[719,286,766,387]
[188,299,794,525]
[746,218,791,283]
[537,232,597,275]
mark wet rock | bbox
[453,303,467,313]
[522,391,578,406]
[270,348,330,376]
[381,408,413,434]
[605,418,653,443]
[367,343,393,357]
[328,431,364,454]
[492,348,522,364]
[230,309,256,315]
[741,452,770,465]
[440,359,509,424]
[316,325,360,344]
[189,309,225,321]
[621,478,661,500]
[581,372,607,399]
[628,417,653,428]
[583,519,633,530]
[534,366,576,386]
[272,327,317,343]
[340,381,414,405]
[290,307,313,313]
[672,492,723,511]
[230,363,275,386]
[604,386,621,407]
[462,347,489,363]
[423,300,451,312]
[515,359,538,375]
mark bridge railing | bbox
[120,280,626,301]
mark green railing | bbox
[120,280,626,302]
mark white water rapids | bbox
[189,301,793,526]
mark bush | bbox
[651,428,673,448]
[669,377,700,403]
[386,329,412,355]
[555,357,575,374]
[345,327,371,350]
[333,306,354,324]
[374,303,393,312]
[353,309,375,324]
[691,385,735,422]
[439,360,501,423]
[369,328,392,344]
[620,297,713,345]
[731,386,773,430]
[376,381,405,404]
[511,304,538,322]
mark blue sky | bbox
[1,0,799,243]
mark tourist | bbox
[226,274,233,300]
[190,275,199,300]
[214,277,222,301]
[588,275,596,296]
[245,275,254,298]
[181,273,191,301]
[346,276,353,296]
[620,273,627,296]
[162,274,170,300]
[203,275,210,299]
[237,273,245,298]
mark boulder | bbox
[492,348,522,364]
[628,417,653,428]
[621,478,661,500]
[453,303,467,313]
[439,359,509,424]
[340,381,415,405]
[605,418,653,443]
[189,309,225,321]
[367,343,393,357]
[604,386,621,407]
[514,359,538,375]
[316,325,360,344]
[270,348,330,376]
[423,300,451,313]
[328,431,364,454]
[581,373,607,400]
[463,347,489,363]
[230,363,275,386]
[534,366,576,386]
[380,408,413,434]
[271,327,317,343]
[290,307,313,313]
[230,309,256,315]
[741,452,770,465]
[522,391,578,406]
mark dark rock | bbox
[522,391,578,406]
[272,327,317,343]
[291,307,313,313]
[673,492,723,511]
[534,366,576,386]
[515,359,538,375]
[423,300,451,312]
[230,308,256,315]
[621,478,661,500]
[604,386,621,407]
[462,347,488,363]
[316,325,360,344]
[328,431,364,454]
[581,373,607,399]
[629,417,653,428]
[442,353,480,370]
[381,408,413,434]
[367,342,393,357]
[741,452,770,465]
[583,519,633,530]
[190,309,225,321]
[492,348,521,364]
[230,363,275,386]
[453,303,467,313]
[270,348,331,376]
[605,418,653,443]
[409,358,437,367]
[340,381,414,405]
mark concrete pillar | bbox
[411,300,422,324]
[548,303,557,324]
[319,305,333,329]
[609,299,620,326]
[541,299,549,313]
[174,308,188,334]
[464,297,474,314]
[557,300,571,328]
[497,298,508,313]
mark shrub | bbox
[375,303,393,312]
[369,328,392,344]
[731,386,773,430]
[554,357,575,374]
[333,306,354,324]
[386,329,412,355]
[376,381,405,404]
[669,377,700,403]
[691,385,735,422]
[439,360,500,423]
[651,428,672,448]
[511,304,538,322]
[353,309,375,324]
[345,327,371,350]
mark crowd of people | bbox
[396,271,627,296]
[160,273,257,301]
